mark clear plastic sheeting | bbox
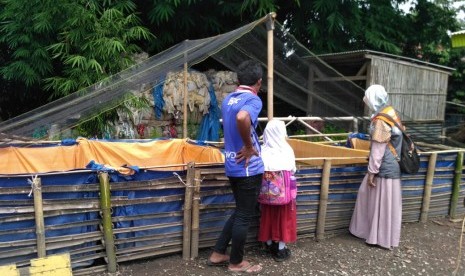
[0,13,452,144]
[0,16,268,139]
[212,21,365,117]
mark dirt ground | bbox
[108,217,465,276]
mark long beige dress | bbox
[349,141,402,249]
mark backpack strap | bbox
[373,110,403,161]
[374,106,403,129]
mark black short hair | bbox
[236,60,263,86]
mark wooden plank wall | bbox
[369,56,449,121]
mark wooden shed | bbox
[301,50,455,143]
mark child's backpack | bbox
[258,170,297,205]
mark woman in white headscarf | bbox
[349,84,403,249]
[258,119,297,262]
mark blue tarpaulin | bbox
[197,83,220,141]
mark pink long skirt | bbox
[349,174,402,249]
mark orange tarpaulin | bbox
[0,138,225,175]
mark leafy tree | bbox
[138,0,300,53]
[0,0,153,136]
[448,49,465,107]
[0,0,63,119]
[1,0,465,140]
[45,0,153,98]
[277,0,406,54]
[401,1,465,120]
[0,0,58,87]
[44,0,154,137]
[401,0,460,63]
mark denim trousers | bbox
[213,173,262,264]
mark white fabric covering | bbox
[364,84,388,116]
[261,119,296,172]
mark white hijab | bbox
[261,119,296,172]
[363,84,388,116]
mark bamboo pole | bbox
[98,172,117,273]
[183,53,188,138]
[190,169,201,259]
[266,12,276,120]
[316,159,331,241]
[420,153,437,223]
[182,162,195,260]
[353,117,358,133]
[32,177,46,258]
[449,152,463,219]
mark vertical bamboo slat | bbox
[182,162,195,260]
[449,152,464,219]
[33,177,46,258]
[98,172,117,273]
[190,169,201,259]
[420,153,437,223]
[182,53,188,138]
[266,12,276,120]
[316,159,331,241]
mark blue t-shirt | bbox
[221,89,264,177]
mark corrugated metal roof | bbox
[304,49,455,72]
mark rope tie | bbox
[27,175,39,197]
[193,177,204,204]
[173,172,189,187]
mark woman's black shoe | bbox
[273,247,291,262]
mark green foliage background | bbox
[0,0,464,135]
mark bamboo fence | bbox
[0,146,464,275]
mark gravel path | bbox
[108,217,465,276]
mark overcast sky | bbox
[399,1,465,20]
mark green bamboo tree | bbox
[45,0,153,98]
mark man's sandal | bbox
[207,259,229,267]
[228,263,262,274]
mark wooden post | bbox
[190,169,201,259]
[183,52,188,138]
[450,152,464,219]
[420,153,437,223]
[98,172,117,273]
[266,12,276,121]
[182,162,195,260]
[316,159,331,241]
[32,177,46,258]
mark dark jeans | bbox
[213,173,262,264]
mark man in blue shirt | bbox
[208,60,264,274]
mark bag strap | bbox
[374,111,420,157]
[376,112,404,135]
[373,112,402,160]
